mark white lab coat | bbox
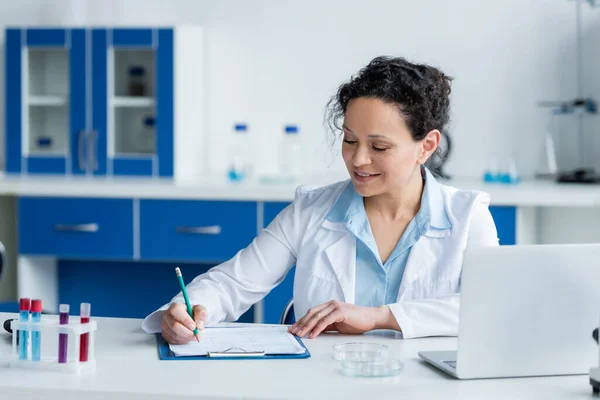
[142,177,499,339]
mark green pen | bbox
[175,267,200,342]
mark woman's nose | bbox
[352,146,372,167]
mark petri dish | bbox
[341,358,404,377]
[332,342,389,361]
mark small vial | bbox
[18,298,30,361]
[31,299,42,362]
[80,303,91,362]
[58,304,69,364]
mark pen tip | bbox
[196,335,200,342]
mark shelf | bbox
[28,95,67,107]
[112,97,155,108]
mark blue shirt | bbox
[325,167,452,307]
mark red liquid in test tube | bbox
[80,303,91,362]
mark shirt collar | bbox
[325,166,452,230]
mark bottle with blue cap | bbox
[228,123,252,182]
[140,116,155,154]
[279,124,302,181]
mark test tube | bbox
[58,304,69,363]
[80,303,91,362]
[18,298,30,360]
[31,299,42,361]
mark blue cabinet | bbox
[18,197,134,259]
[56,260,254,322]
[5,27,204,178]
[140,199,258,261]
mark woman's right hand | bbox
[161,303,208,344]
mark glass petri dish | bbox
[332,342,389,361]
[341,358,404,377]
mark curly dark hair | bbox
[325,56,453,175]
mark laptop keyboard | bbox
[444,361,457,369]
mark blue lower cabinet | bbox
[140,200,257,262]
[18,197,134,259]
[57,260,254,322]
[262,202,295,324]
[489,206,516,245]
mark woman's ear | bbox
[417,129,441,164]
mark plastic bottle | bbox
[228,123,251,182]
[279,125,302,181]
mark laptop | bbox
[419,243,600,379]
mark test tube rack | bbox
[9,318,97,374]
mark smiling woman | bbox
[142,56,499,343]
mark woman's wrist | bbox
[372,305,401,331]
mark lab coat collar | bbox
[422,167,452,230]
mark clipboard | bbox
[155,333,311,360]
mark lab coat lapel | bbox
[322,220,356,304]
[397,235,437,301]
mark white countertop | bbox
[2,172,600,206]
[0,314,591,399]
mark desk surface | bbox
[0,314,592,400]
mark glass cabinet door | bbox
[92,28,173,177]
[6,28,85,174]
[93,28,161,176]
[26,48,69,157]
[112,49,156,156]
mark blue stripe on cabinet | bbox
[70,29,87,175]
[26,29,66,47]
[157,29,174,177]
[6,28,22,173]
[112,158,153,176]
[111,29,153,47]
[91,29,108,175]
[489,206,516,245]
[27,156,66,174]
[58,260,254,322]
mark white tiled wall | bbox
[1,0,599,179]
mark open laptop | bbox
[419,243,600,379]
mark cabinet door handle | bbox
[55,223,99,233]
[90,129,98,171]
[77,130,86,171]
[176,226,222,235]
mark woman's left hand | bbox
[288,300,388,339]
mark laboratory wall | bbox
[0,0,599,179]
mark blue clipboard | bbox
[155,332,311,360]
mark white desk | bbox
[0,314,592,400]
